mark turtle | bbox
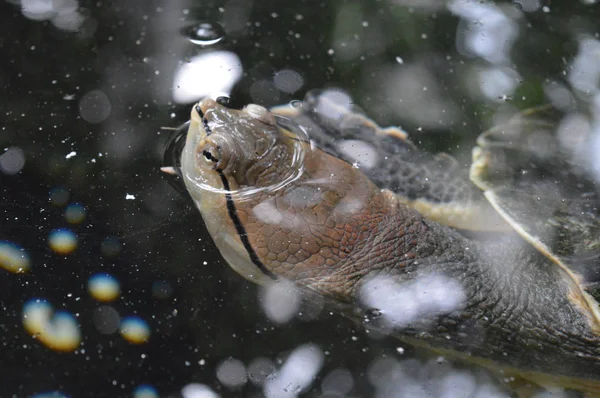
[167,90,600,396]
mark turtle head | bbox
[180,98,309,285]
[181,98,306,196]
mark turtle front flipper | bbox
[471,105,600,304]
[272,90,508,231]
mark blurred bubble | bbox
[49,187,70,207]
[264,344,324,398]
[92,305,120,334]
[557,114,591,160]
[120,316,150,344]
[172,51,242,104]
[389,0,446,9]
[22,299,81,352]
[216,357,248,389]
[52,6,85,31]
[48,228,77,255]
[79,89,111,124]
[336,140,379,170]
[514,0,541,12]
[31,392,70,398]
[478,67,520,102]
[64,203,86,224]
[181,383,219,398]
[310,89,352,123]
[531,391,569,398]
[379,65,458,128]
[100,236,122,257]
[181,21,225,46]
[450,0,518,65]
[88,273,120,302]
[321,368,354,395]
[359,274,466,328]
[247,357,276,386]
[437,370,477,398]
[21,0,55,20]
[589,125,600,184]
[249,80,281,106]
[0,241,31,273]
[151,280,173,300]
[20,0,85,31]
[260,280,301,324]
[0,147,25,175]
[273,69,304,94]
[544,81,575,110]
[132,384,159,398]
[296,293,324,322]
[367,356,509,398]
[568,37,600,95]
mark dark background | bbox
[1,0,598,397]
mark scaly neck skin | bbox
[232,147,600,381]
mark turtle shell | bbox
[471,105,600,305]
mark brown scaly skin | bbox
[180,98,600,395]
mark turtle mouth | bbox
[162,120,190,195]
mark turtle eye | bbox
[197,136,230,172]
[202,148,219,164]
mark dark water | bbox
[1,1,600,397]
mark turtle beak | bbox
[160,167,178,175]
[161,121,190,195]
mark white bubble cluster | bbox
[22,299,81,352]
[360,273,466,328]
[264,343,324,398]
[449,0,518,65]
[19,0,85,31]
[569,37,600,95]
[172,51,242,104]
[367,357,509,398]
[180,383,219,398]
[260,280,301,324]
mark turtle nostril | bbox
[216,96,231,106]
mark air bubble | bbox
[48,229,77,255]
[88,273,121,302]
[0,241,31,273]
[120,316,150,344]
[182,21,225,46]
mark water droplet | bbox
[290,99,302,108]
[181,21,225,46]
